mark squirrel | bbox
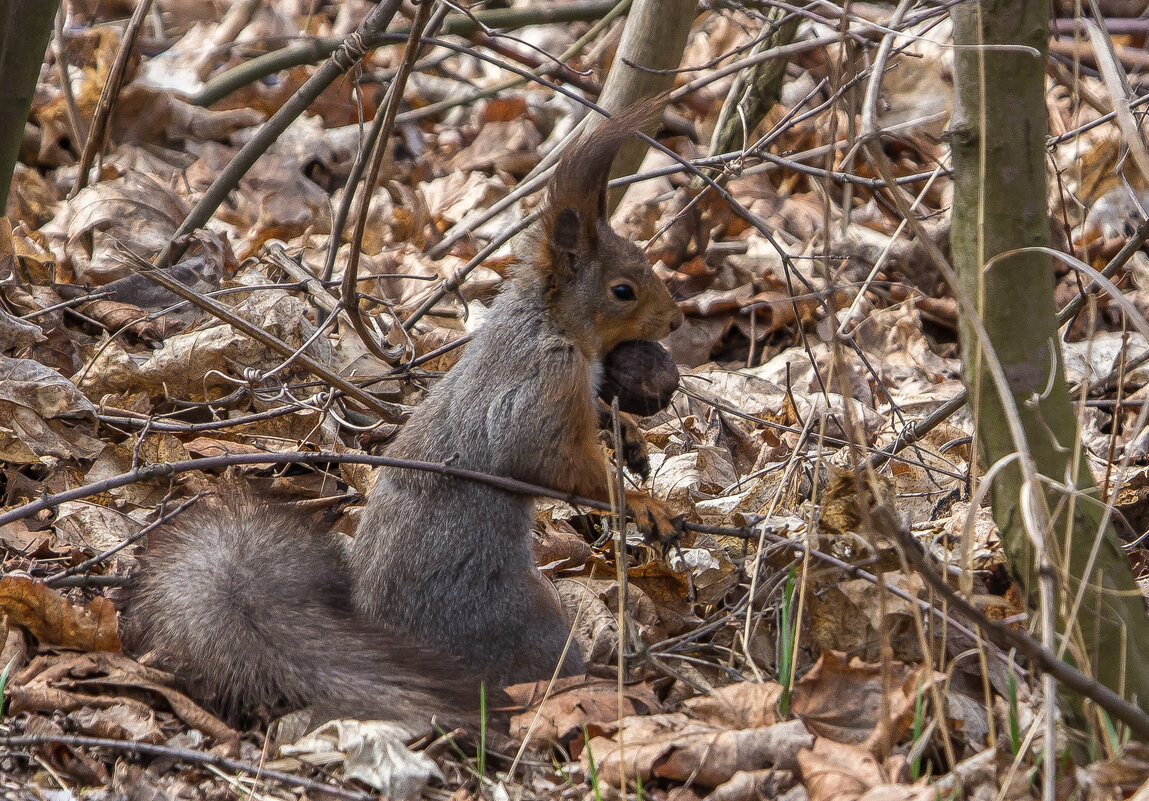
[131,102,684,735]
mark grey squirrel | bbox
[132,102,683,735]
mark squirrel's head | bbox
[524,101,683,358]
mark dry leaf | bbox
[10,650,236,742]
[683,681,785,729]
[279,719,443,799]
[0,353,102,463]
[798,738,929,801]
[506,676,662,746]
[791,652,944,756]
[705,768,796,801]
[43,173,190,284]
[0,576,120,652]
[582,714,812,788]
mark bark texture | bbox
[593,0,696,186]
[0,0,59,211]
[951,0,1149,717]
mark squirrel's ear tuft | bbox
[540,98,663,259]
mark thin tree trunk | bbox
[0,0,60,211]
[951,0,1149,718]
[593,0,696,191]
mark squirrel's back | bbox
[132,492,481,733]
[351,103,682,684]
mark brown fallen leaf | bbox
[505,675,662,746]
[71,701,163,743]
[534,517,594,573]
[0,576,120,652]
[0,353,103,463]
[76,298,183,342]
[1074,742,1149,800]
[22,715,111,786]
[0,304,46,348]
[683,680,785,729]
[581,713,812,789]
[10,650,237,743]
[42,172,190,284]
[791,651,944,757]
[705,767,796,801]
[798,738,927,801]
[185,436,267,458]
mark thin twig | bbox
[154,0,405,271]
[0,734,374,801]
[869,506,1149,741]
[70,0,153,197]
[44,493,206,585]
[117,245,395,419]
[340,0,434,364]
[51,6,87,149]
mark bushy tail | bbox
[131,492,482,735]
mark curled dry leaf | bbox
[6,163,57,228]
[798,738,929,801]
[506,676,662,746]
[683,680,785,729]
[113,84,264,146]
[582,714,812,789]
[1073,742,1149,800]
[555,578,618,667]
[70,702,163,743]
[790,651,944,756]
[0,354,102,463]
[0,306,47,349]
[534,517,594,572]
[23,714,112,786]
[705,768,796,801]
[76,298,183,342]
[449,119,543,177]
[0,576,120,652]
[278,719,443,800]
[43,173,190,284]
[9,651,236,743]
[649,448,738,505]
[79,288,328,400]
[53,500,143,556]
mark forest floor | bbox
[2,1,1149,799]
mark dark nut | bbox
[599,339,680,416]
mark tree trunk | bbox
[951,0,1149,718]
[0,0,60,212]
[593,0,696,189]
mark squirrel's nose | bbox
[668,308,683,332]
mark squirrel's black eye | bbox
[611,283,636,301]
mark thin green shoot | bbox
[910,676,926,780]
[0,656,15,718]
[584,727,602,801]
[478,682,488,789]
[778,565,797,718]
[1098,706,1121,755]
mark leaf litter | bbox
[1,1,1149,800]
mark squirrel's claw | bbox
[598,407,651,479]
[625,491,682,546]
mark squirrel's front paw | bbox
[625,491,682,546]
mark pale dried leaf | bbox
[280,719,443,799]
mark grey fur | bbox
[354,279,593,684]
[133,493,479,733]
